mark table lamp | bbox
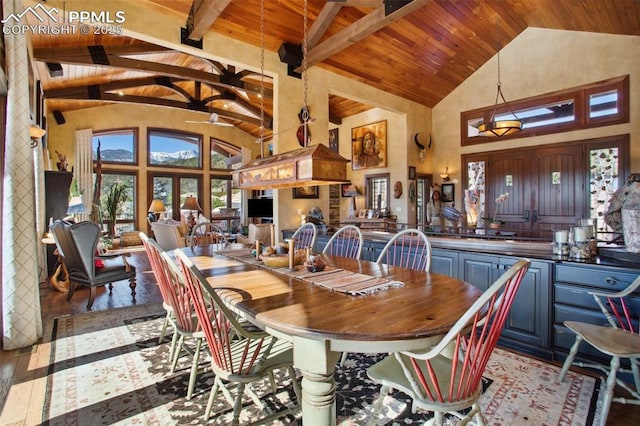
[148,199,166,221]
[181,196,201,231]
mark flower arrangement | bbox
[485,191,511,224]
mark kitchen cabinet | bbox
[430,248,459,277]
[553,263,640,365]
[458,252,552,357]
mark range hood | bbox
[234,144,350,190]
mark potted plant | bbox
[102,183,129,237]
[484,192,510,228]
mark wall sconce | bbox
[440,166,450,182]
[29,124,46,148]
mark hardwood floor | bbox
[0,246,637,425]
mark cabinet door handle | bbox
[604,276,624,286]
[524,210,530,222]
[532,210,538,222]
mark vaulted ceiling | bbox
[30,0,640,139]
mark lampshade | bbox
[181,196,201,211]
[29,124,46,139]
[148,199,166,213]
[476,7,522,138]
[66,196,87,215]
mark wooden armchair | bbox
[50,220,136,309]
[367,259,530,424]
[558,275,640,426]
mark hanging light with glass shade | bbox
[476,5,523,137]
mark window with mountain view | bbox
[148,129,202,169]
[92,128,137,164]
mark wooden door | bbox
[487,153,530,233]
[531,145,584,232]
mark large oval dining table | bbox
[182,246,483,426]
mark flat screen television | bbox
[247,198,273,218]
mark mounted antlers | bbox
[414,133,431,162]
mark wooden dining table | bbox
[182,246,483,426]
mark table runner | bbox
[220,249,403,295]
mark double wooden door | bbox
[465,144,584,237]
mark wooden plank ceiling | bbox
[31,0,640,139]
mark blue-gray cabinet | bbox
[458,252,552,357]
[553,263,640,365]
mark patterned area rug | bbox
[42,304,599,425]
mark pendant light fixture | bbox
[476,4,522,138]
[235,0,349,190]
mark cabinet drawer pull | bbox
[604,276,621,285]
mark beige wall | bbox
[433,28,640,207]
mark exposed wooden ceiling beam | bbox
[45,78,273,127]
[300,0,433,71]
[307,2,343,48]
[187,0,232,41]
[33,46,273,97]
[330,0,384,6]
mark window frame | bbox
[365,173,390,211]
[95,170,137,236]
[461,75,629,146]
[92,128,138,165]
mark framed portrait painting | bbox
[351,120,387,170]
[292,186,319,199]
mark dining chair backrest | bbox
[190,221,228,251]
[393,259,530,412]
[593,274,640,332]
[140,232,173,306]
[291,222,317,251]
[322,224,363,259]
[140,232,199,333]
[376,228,432,271]
[175,249,271,378]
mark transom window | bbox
[462,75,629,145]
[92,128,137,164]
[148,128,202,169]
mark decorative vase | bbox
[622,208,640,253]
[489,221,501,229]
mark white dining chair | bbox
[291,222,317,251]
[322,224,363,259]
[376,228,432,272]
[367,259,530,425]
[558,274,640,426]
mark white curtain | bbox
[2,0,43,349]
[34,143,47,284]
[75,129,93,222]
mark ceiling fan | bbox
[186,112,233,126]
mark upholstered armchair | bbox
[50,220,136,309]
[151,221,188,251]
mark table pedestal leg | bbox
[293,337,341,426]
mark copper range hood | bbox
[234,144,350,190]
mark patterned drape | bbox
[2,0,43,349]
[75,129,93,223]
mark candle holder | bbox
[569,226,593,259]
[553,230,570,258]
